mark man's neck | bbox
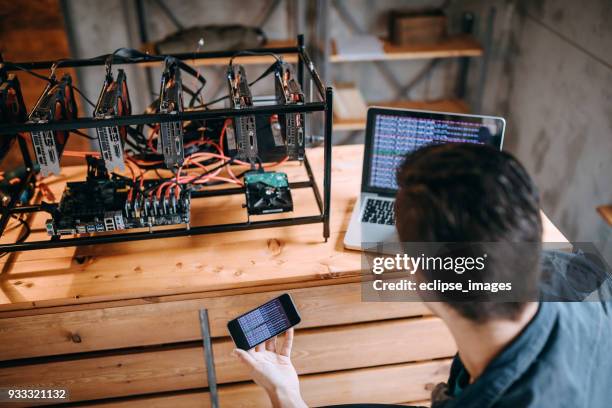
[443,302,539,382]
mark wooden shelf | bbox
[180,35,482,66]
[331,35,482,63]
[333,99,470,131]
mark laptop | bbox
[343,107,506,251]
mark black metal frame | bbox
[0,35,333,253]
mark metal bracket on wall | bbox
[331,0,402,92]
[455,12,475,100]
[474,7,496,113]
[330,0,441,101]
[151,0,185,30]
[256,0,283,27]
[135,0,155,97]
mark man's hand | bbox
[232,328,307,408]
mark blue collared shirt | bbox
[329,252,611,408]
[428,249,612,408]
[434,300,612,408]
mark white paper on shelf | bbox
[334,35,385,60]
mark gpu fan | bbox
[244,171,293,215]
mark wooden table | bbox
[0,145,567,407]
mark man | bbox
[233,143,612,407]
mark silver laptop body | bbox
[344,107,506,251]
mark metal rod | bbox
[303,153,324,214]
[3,47,302,72]
[396,59,441,98]
[456,12,475,99]
[198,309,219,408]
[294,0,305,40]
[135,0,155,97]
[289,181,313,189]
[300,49,326,100]
[6,181,313,214]
[297,34,305,90]
[475,7,496,113]
[0,215,325,253]
[322,87,333,241]
[256,0,282,27]
[319,0,331,87]
[190,181,313,199]
[0,102,325,135]
[152,0,185,30]
[7,205,42,214]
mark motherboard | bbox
[45,156,190,236]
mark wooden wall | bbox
[0,281,456,406]
[0,0,90,169]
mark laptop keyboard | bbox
[361,198,395,225]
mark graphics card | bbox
[274,61,305,160]
[227,64,258,161]
[28,74,78,176]
[94,69,131,172]
[159,58,185,168]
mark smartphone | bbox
[227,293,301,350]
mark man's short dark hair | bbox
[395,143,543,322]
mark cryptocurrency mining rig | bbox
[0,35,332,253]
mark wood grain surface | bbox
[0,318,455,403]
[76,359,452,408]
[0,145,567,312]
[0,282,432,360]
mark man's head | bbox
[395,143,542,322]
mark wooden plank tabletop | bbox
[0,145,568,313]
